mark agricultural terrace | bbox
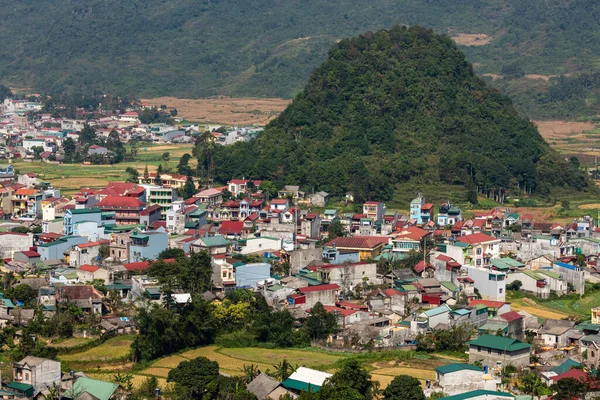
[56,342,463,392]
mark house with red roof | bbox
[97,196,144,225]
[76,264,110,283]
[69,240,110,268]
[447,233,501,268]
[368,287,405,314]
[289,284,340,308]
[325,236,389,261]
[13,250,41,264]
[227,178,262,197]
[323,304,369,326]
[391,226,430,257]
[218,221,245,239]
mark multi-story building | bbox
[129,228,168,262]
[138,173,198,189]
[96,196,144,225]
[11,188,42,219]
[11,357,61,397]
[142,185,176,218]
[437,202,462,227]
[410,193,424,224]
[363,201,385,221]
[63,208,103,236]
[447,233,501,268]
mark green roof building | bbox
[467,334,531,368]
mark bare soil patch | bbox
[142,97,290,125]
[452,33,492,46]
[482,73,503,80]
[535,120,596,141]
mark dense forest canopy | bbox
[2,0,600,118]
[211,27,588,201]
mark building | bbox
[288,284,340,308]
[227,179,262,197]
[191,235,231,255]
[437,202,462,227]
[467,334,531,368]
[467,267,506,301]
[410,193,425,224]
[69,240,109,267]
[438,390,515,400]
[10,356,61,397]
[324,236,389,261]
[304,262,378,293]
[235,262,271,288]
[449,233,501,268]
[138,173,198,189]
[37,236,88,261]
[363,201,385,221]
[0,232,33,258]
[538,319,576,347]
[63,208,103,236]
[434,363,491,396]
[96,196,144,225]
[76,265,111,284]
[143,185,177,218]
[56,285,103,314]
[139,204,162,228]
[11,188,42,219]
[129,229,168,262]
[195,188,222,206]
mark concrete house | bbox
[0,232,33,258]
[309,191,329,207]
[235,262,271,288]
[538,319,577,348]
[467,334,531,368]
[288,284,340,308]
[10,356,61,397]
[192,235,232,255]
[129,228,168,262]
[434,363,490,396]
[69,240,109,267]
[304,262,378,293]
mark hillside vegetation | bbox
[211,27,588,202]
[2,0,600,118]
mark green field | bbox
[11,143,196,194]
[59,335,135,362]
[55,338,463,392]
[48,337,93,348]
[507,285,600,320]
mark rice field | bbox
[59,335,134,362]
[48,337,93,348]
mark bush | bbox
[215,330,257,348]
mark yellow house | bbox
[592,306,600,324]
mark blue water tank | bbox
[484,365,489,373]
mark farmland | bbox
[142,97,290,126]
[57,341,460,392]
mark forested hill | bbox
[3,0,600,118]
[212,27,588,202]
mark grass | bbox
[507,285,600,320]
[218,347,343,369]
[59,335,135,362]
[48,337,93,348]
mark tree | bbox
[158,248,185,260]
[561,200,571,210]
[161,152,170,161]
[62,137,77,163]
[517,370,548,396]
[177,153,193,176]
[155,164,163,185]
[167,357,219,399]
[125,167,139,183]
[382,375,424,400]
[143,164,150,183]
[32,146,44,159]
[0,85,12,102]
[183,174,196,199]
[327,220,344,241]
[170,108,178,117]
[221,189,233,202]
[306,302,337,339]
[323,359,377,400]
[259,180,278,200]
[79,124,97,144]
[507,280,522,291]
[550,377,587,399]
[6,284,37,305]
[136,376,158,399]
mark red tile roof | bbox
[123,261,150,271]
[469,299,506,309]
[218,221,244,235]
[77,240,109,249]
[298,284,340,293]
[150,221,167,230]
[550,368,599,389]
[184,197,200,205]
[270,199,288,205]
[457,233,498,245]
[79,264,100,273]
[414,260,433,273]
[325,236,389,250]
[500,311,522,323]
[323,305,357,317]
[140,204,162,215]
[383,288,404,297]
[97,196,144,208]
[436,254,452,262]
[20,250,40,258]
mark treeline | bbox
[132,249,338,362]
[3,0,600,108]
[208,26,590,201]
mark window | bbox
[499,288,503,294]
[476,259,481,266]
[476,248,482,255]
[488,348,491,354]
[24,372,29,382]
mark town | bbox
[0,97,599,400]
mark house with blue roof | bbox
[551,261,585,295]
